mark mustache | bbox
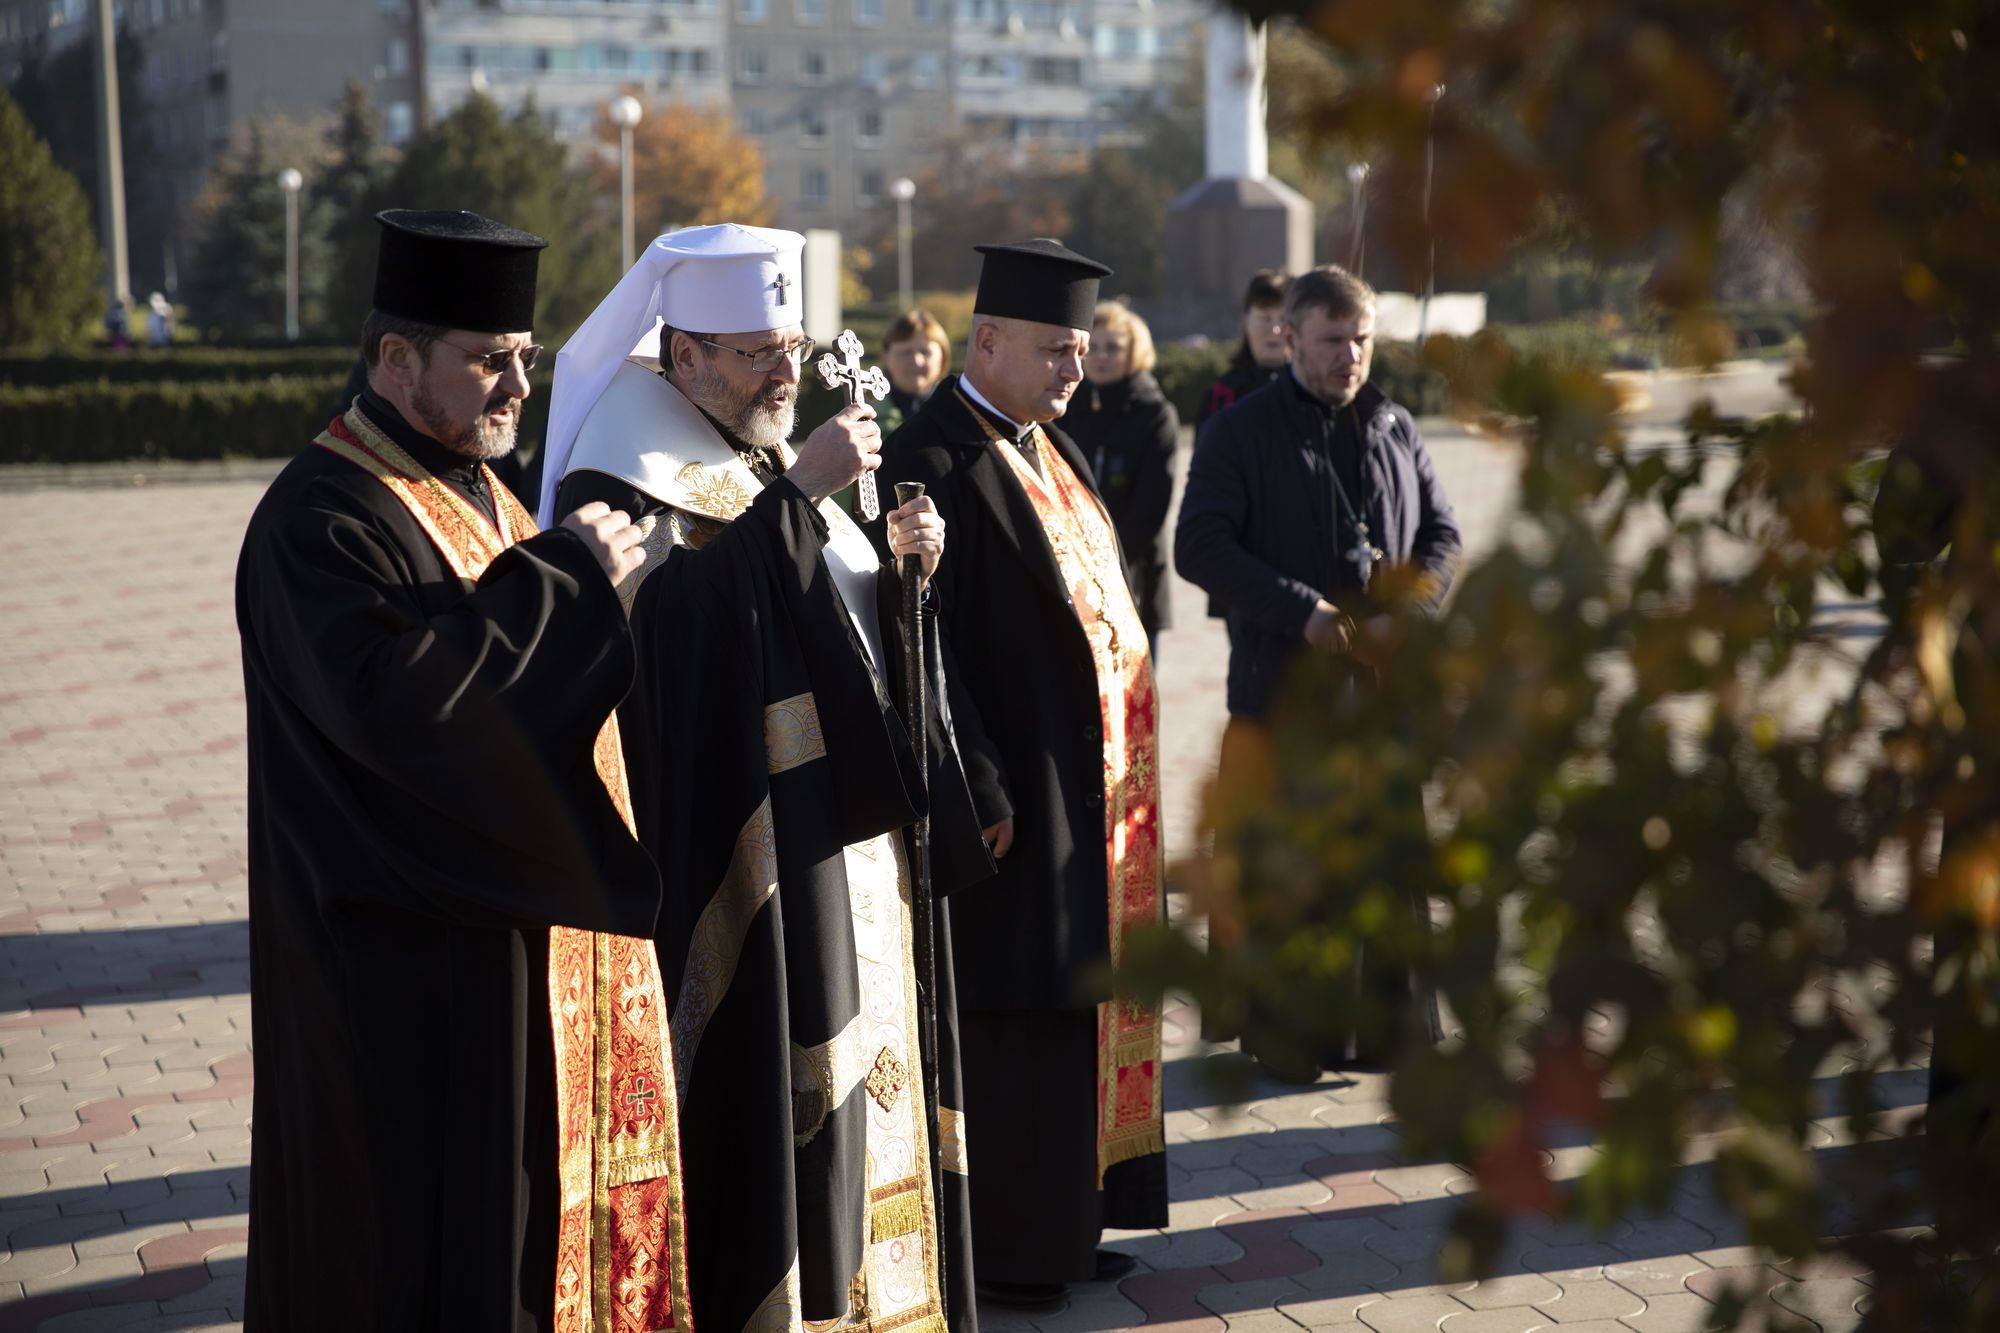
[483,393,515,414]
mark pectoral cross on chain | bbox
[1348,521,1384,587]
[814,329,890,521]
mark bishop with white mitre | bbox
[539,224,993,1333]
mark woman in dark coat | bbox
[1068,300,1178,650]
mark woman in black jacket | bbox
[1068,301,1179,654]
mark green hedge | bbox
[0,347,358,387]
[0,376,349,464]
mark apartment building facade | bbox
[4,0,1197,268]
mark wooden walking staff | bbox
[814,329,891,521]
[895,476,948,1321]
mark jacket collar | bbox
[919,375,1086,610]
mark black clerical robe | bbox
[235,403,663,1330]
[875,377,1169,1286]
[555,405,989,1333]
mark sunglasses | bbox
[697,336,817,375]
[438,337,544,375]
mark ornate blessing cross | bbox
[771,272,792,305]
[814,329,890,521]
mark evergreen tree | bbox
[7,31,167,294]
[318,80,390,249]
[183,124,332,342]
[327,93,617,345]
[0,88,105,346]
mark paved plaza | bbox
[0,371,1914,1331]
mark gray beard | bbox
[690,360,796,452]
[411,379,518,460]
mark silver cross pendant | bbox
[814,329,891,520]
[1348,521,1383,586]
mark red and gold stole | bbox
[972,401,1167,1182]
[315,407,692,1333]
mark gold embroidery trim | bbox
[745,1256,802,1333]
[937,1106,967,1176]
[867,1185,923,1244]
[764,692,828,775]
[670,797,779,1100]
[864,1047,909,1113]
[791,1012,871,1147]
[676,460,755,521]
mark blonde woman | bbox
[1069,300,1179,654]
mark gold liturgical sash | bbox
[317,407,692,1333]
[969,400,1167,1182]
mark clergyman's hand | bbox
[886,495,945,586]
[982,817,1015,858]
[1303,599,1353,654]
[787,403,881,501]
[561,501,647,589]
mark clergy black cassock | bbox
[234,400,661,1330]
[555,449,992,1333]
[874,375,1170,1284]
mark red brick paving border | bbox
[0,1225,249,1332]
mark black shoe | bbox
[976,1280,1069,1312]
[1093,1248,1139,1281]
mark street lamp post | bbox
[278,168,303,342]
[609,95,644,271]
[1345,161,1370,275]
[1418,83,1444,344]
[889,176,916,311]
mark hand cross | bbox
[814,329,891,520]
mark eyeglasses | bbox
[438,337,544,375]
[696,336,817,375]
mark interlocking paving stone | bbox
[1618,1291,1719,1332]
[1355,1293,1478,1331]
[1529,1279,1645,1323]
[1601,1254,1713,1297]
[1455,1273,1562,1310]
[1437,1310,1553,1333]
[1,416,1919,1332]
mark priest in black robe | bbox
[236,210,688,1332]
[541,223,993,1333]
[873,241,1170,1310]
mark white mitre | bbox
[537,222,806,528]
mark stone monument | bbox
[1161,9,1313,337]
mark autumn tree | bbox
[592,98,771,238]
[1129,1,2000,1327]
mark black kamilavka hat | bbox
[372,209,548,333]
[972,238,1112,332]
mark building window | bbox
[857,107,883,143]
[910,51,941,87]
[740,107,770,135]
[800,106,827,142]
[797,48,826,83]
[853,0,880,21]
[802,168,829,208]
[913,0,939,18]
[1027,55,1081,84]
[385,101,414,144]
[795,0,824,22]
[387,37,408,73]
[857,50,885,84]
[737,45,765,80]
[738,0,767,19]
[859,170,883,203]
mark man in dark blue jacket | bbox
[1174,263,1460,1069]
[1176,263,1461,721]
